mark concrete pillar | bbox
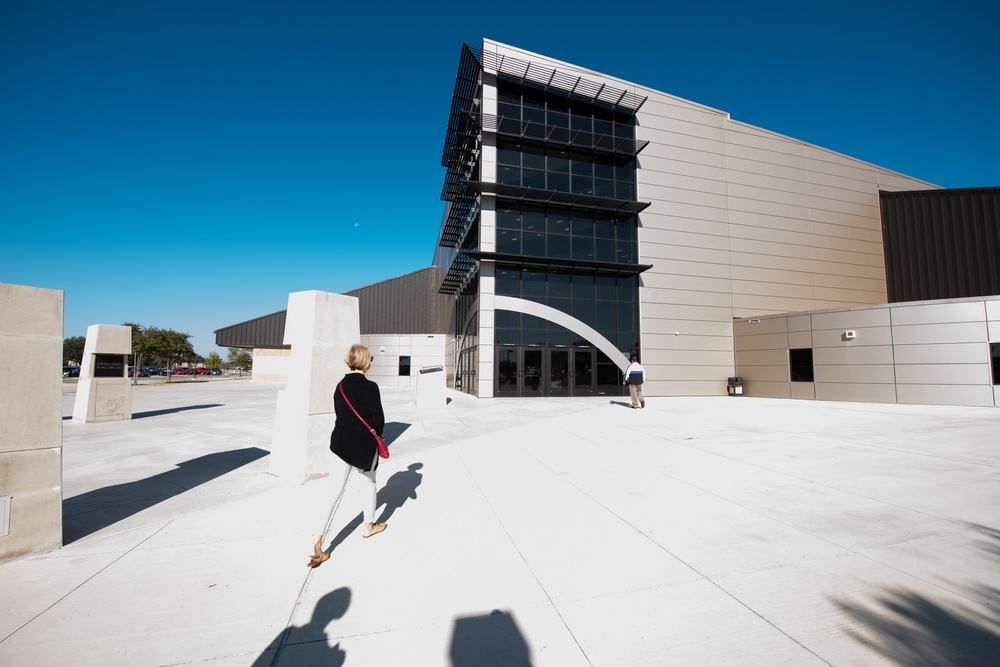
[0,283,64,560]
[72,324,132,423]
[269,291,360,481]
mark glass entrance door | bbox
[573,349,596,396]
[496,346,596,397]
[547,349,570,397]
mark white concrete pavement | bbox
[1,378,998,666]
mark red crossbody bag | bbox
[338,382,389,458]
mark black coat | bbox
[330,373,385,471]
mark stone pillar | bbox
[269,291,360,481]
[0,283,64,560]
[71,324,133,423]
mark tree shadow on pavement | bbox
[325,462,424,553]
[63,447,268,543]
[833,524,1000,665]
[253,587,351,667]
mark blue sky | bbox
[3,0,998,358]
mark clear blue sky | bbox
[3,0,998,358]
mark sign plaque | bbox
[94,354,126,378]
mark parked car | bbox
[127,366,149,377]
[194,367,211,375]
[63,366,80,378]
[209,368,222,375]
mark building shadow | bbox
[450,609,532,666]
[253,587,351,667]
[324,463,424,554]
[132,403,224,419]
[62,447,268,543]
[62,403,224,420]
[833,524,1000,665]
[382,420,411,444]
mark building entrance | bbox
[495,346,596,397]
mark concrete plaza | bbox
[1,378,999,665]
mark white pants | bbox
[323,458,378,534]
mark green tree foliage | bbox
[122,322,196,383]
[227,348,253,371]
[204,352,223,370]
[63,336,86,365]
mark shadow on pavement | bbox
[132,403,224,419]
[834,524,1000,665]
[382,420,411,445]
[325,463,424,554]
[450,609,532,666]
[62,447,268,544]
[253,587,351,667]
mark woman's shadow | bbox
[253,587,351,666]
[324,463,424,554]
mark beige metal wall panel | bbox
[734,363,791,382]
[732,294,825,315]
[790,383,816,400]
[647,380,732,396]
[815,364,895,384]
[651,365,734,381]
[813,274,885,293]
[734,348,790,366]
[642,334,733,354]
[813,286,888,306]
[890,301,987,326]
[643,319,733,337]
[896,384,994,407]
[812,307,891,330]
[814,345,894,366]
[735,332,790,351]
[810,219,883,244]
[641,273,734,293]
[988,321,1000,341]
[642,227,731,250]
[734,317,786,335]
[642,348,734,366]
[788,314,812,331]
[816,383,898,403]
[788,331,813,348]
[749,381,793,398]
[812,327,893,347]
[985,299,1000,321]
[892,342,986,364]
[891,322,988,345]
[644,288,734,309]
[895,364,990,385]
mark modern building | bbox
[218,39,1000,407]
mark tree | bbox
[227,348,252,372]
[63,336,86,365]
[121,323,196,383]
[204,352,223,370]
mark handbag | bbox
[338,382,389,458]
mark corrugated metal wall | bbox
[881,187,1000,303]
[346,267,452,335]
[214,310,287,347]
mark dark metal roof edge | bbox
[213,309,287,335]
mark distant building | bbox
[218,40,1000,407]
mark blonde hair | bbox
[345,344,372,371]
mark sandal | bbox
[363,523,387,538]
[307,536,330,568]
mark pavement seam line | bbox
[0,520,173,645]
[523,446,835,667]
[453,443,596,667]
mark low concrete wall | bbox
[734,296,1000,407]
[0,283,64,560]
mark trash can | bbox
[727,377,743,396]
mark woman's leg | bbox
[358,468,387,537]
[308,460,353,566]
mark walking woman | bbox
[308,344,387,567]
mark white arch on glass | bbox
[494,295,631,372]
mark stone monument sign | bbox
[72,324,133,423]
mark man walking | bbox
[623,355,646,409]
